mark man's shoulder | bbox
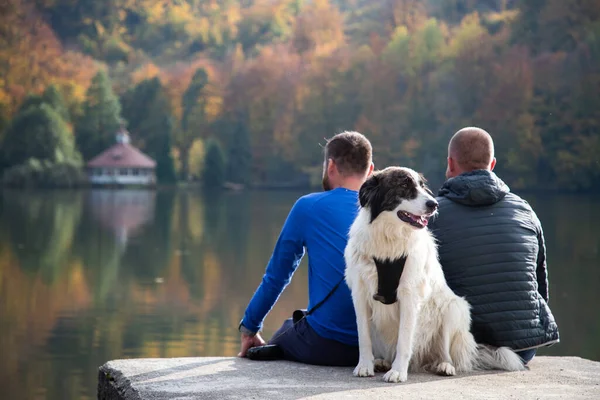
[292,190,340,213]
[295,191,330,208]
[293,190,359,222]
[299,189,356,204]
[432,192,542,232]
[436,192,534,211]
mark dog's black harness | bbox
[372,256,407,305]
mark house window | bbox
[132,169,139,176]
[120,168,128,175]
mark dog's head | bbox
[358,166,438,229]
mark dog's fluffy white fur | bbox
[344,166,525,383]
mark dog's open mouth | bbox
[397,211,430,229]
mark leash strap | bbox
[271,275,346,342]
[306,276,345,316]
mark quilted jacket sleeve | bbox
[532,211,549,303]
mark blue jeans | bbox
[268,317,359,366]
[516,348,537,364]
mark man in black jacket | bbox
[428,127,559,364]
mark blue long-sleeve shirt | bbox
[242,187,360,346]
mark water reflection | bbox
[0,189,597,400]
[87,190,156,248]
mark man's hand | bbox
[238,332,266,357]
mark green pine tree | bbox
[75,70,123,160]
[202,139,226,190]
[224,111,252,185]
[121,77,177,183]
[42,84,70,122]
[178,67,209,180]
[17,93,45,114]
[122,78,176,183]
[151,116,178,184]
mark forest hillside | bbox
[1,0,599,191]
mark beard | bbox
[322,173,332,191]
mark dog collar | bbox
[372,256,407,305]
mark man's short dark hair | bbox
[448,127,495,171]
[324,131,372,176]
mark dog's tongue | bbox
[409,213,428,227]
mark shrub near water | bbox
[2,159,87,189]
[1,95,85,188]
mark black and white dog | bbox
[344,166,525,383]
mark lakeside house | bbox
[86,127,156,186]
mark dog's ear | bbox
[359,174,384,223]
[359,174,379,207]
[418,172,434,196]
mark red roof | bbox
[86,143,156,168]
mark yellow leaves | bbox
[0,86,11,110]
[165,2,195,26]
[383,19,448,76]
[388,0,428,34]
[146,2,167,24]
[447,12,488,57]
[94,21,105,36]
[131,63,162,85]
[188,139,206,179]
[292,0,346,56]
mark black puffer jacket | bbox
[429,170,559,351]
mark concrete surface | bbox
[98,356,600,400]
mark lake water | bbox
[0,188,598,399]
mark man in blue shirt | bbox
[238,131,374,366]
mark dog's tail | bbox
[475,344,527,372]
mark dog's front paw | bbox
[382,369,407,383]
[434,362,456,376]
[353,360,375,377]
[374,358,391,372]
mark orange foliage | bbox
[0,0,97,114]
[158,58,223,122]
[292,0,346,56]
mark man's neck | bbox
[333,176,366,192]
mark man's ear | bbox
[327,158,336,176]
[367,162,374,177]
[490,157,496,171]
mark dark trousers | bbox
[516,348,537,364]
[268,317,359,367]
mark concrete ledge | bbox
[98,356,600,400]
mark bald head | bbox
[446,127,496,178]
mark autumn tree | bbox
[292,0,345,55]
[0,0,97,116]
[511,0,600,54]
[75,70,123,160]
